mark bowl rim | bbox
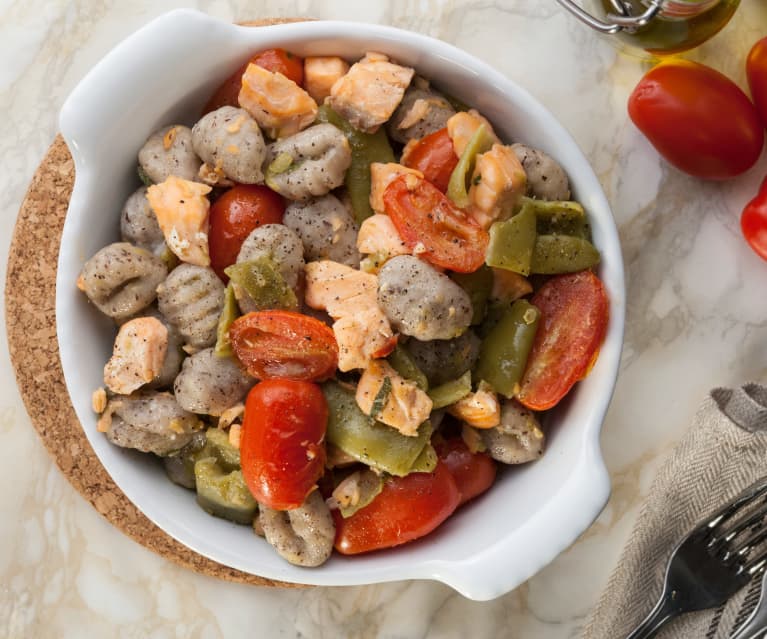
[56,8,625,600]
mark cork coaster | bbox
[4,18,310,589]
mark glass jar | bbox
[556,0,740,55]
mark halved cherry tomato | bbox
[434,437,496,506]
[517,271,609,411]
[747,37,767,128]
[241,379,327,510]
[628,60,764,180]
[229,310,338,381]
[203,48,304,114]
[333,461,460,555]
[208,184,285,281]
[383,174,489,273]
[741,176,767,261]
[401,128,459,192]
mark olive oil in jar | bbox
[596,0,740,54]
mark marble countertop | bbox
[2,1,767,637]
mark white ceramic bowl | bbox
[56,9,625,600]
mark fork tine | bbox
[711,498,767,547]
[733,526,767,560]
[744,549,767,577]
[704,478,767,534]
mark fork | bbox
[730,568,767,639]
[626,476,767,639]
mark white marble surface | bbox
[1,1,766,637]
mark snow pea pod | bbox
[224,256,298,313]
[520,197,592,240]
[531,235,601,274]
[446,123,495,208]
[323,381,431,477]
[387,344,429,391]
[317,104,395,224]
[474,299,540,398]
[194,458,257,525]
[428,371,472,409]
[485,202,537,275]
[214,283,239,358]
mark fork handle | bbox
[625,594,679,639]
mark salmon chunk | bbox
[103,317,168,395]
[469,144,527,228]
[446,109,500,157]
[304,56,350,103]
[356,360,432,437]
[146,176,212,266]
[357,214,409,258]
[328,52,414,133]
[304,260,395,371]
[238,62,318,138]
[368,162,423,215]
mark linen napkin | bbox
[582,383,767,639]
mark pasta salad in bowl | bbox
[57,10,624,600]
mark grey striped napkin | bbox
[582,383,767,639]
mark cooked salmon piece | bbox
[103,317,168,395]
[355,360,432,437]
[448,384,501,429]
[304,56,350,103]
[146,176,212,266]
[468,144,527,228]
[357,214,409,259]
[446,109,500,157]
[328,52,414,134]
[304,260,395,371]
[368,162,423,215]
[238,62,318,138]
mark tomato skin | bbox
[251,48,304,86]
[333,461,460,555]
[741,176,767,261]
[748,37,767,128]
[383,174,489,273]
[434,437,496,506]
[517,271,609,411]
[628,60,764,180]
[402,128,459,192]
[229,311,338,382]
[241,380,327,511]
[208,185,285,281]
[203,48,304,114]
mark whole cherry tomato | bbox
[229,310,338,382]
[434,437,496,506]
[203,48,304,114]
[208,184,285,281]
[741,176,767,261]
[333,461,460,555]
[383,174,489,273]
[401,128,459,192]
[517,271,609,411]
[241,379,327,511]
[628,60,764,180]
[747,37,767,128]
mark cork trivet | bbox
[4,18,311,588]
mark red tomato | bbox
[229,311,338,382]
[401,128,459,192]
[333,461,460,555]
[741,176,767,261]
[241,380,327,510]
[434,437,496,506]
[383,174,489,273]
[202,48,304,114]
[747,37,767,128]
[517,271,609,411]
[628,60,764,180]
[208,185,285,281]
[251,48,304,86]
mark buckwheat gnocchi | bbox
[78,46,608,568]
